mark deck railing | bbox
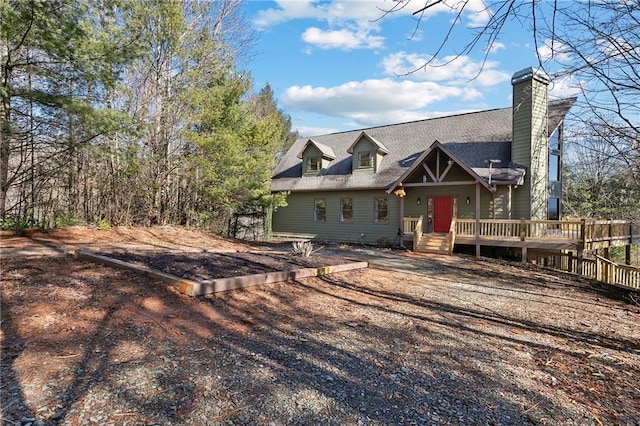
[585,220,640,244]
[529,251,639,290]
[455,218,584,241]
[403,216,422,234]
[454,218,639,246]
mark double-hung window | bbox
[358,151,372,168]
[314,199,326,222]
[374,197,388,223]
[306,157,321,173]
[340,198,353,223]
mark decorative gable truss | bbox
[387,141,525,194]
[347,131,389,173]
[297,139,336,176]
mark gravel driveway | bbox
[1,228,639,425]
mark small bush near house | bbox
[291,241,314,257]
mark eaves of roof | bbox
[272,98,573,193]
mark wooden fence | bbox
[528,251,640,291]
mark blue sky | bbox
[242,0,578,137]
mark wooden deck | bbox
[403,216,640,290]
[404,217,640,251]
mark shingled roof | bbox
[271,98,575,192]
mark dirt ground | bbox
[1,226,639,425]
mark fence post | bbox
[520,218,526,241]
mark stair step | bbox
[416,233,452,254]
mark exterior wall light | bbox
[466,196,471,205]
[417,197,421,206]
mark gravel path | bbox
[2,230,639,425]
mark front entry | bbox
[433,197,453,232]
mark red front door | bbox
[433,197,453,233]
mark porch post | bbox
[399,195,405,248]
[475,182,481,257]
[507,185,512,219]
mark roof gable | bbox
[296,138,336,160]
[347,131,390,155]
[387,141,495,193]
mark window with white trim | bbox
[358,151,373,168]
[306,156,321,173]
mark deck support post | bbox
[576,244,584,275]
[567,251,573,273]
[521,246,527,263]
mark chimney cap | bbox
[511,67,550,85]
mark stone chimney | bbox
[511,67,550,220]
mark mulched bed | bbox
[96,251,353,281]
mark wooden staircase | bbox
[415,233,452,255]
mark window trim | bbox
[358,151,373,169]
[306,156,321,173]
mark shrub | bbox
[0,215,39,231]
[291,240,314,257]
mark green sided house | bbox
[270,67,576,253]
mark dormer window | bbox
[297,138,336,177]
[358,151,373,168]
[348,131,389,174]
[306,156,321,173]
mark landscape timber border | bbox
[75,249,368,297]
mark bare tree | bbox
[379,0,640,218]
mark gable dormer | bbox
[347,131,389,173]
[297,138,336,176]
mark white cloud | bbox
[281,78,483,126]
[296,125,343,138]
[537,39,572,63]
[253,0,322,29]
[548,74,583,99]
[302,27,384,50]
[253,0,497,49]
[381,52,510,86]
[487,42,505,53]
[253,0,386,30]
[461,0,493,27]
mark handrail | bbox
[527,251,639,290]
[413,215,423,252]
[454,218,638,245]
[447,217,456,255]
[403,216,421,234]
